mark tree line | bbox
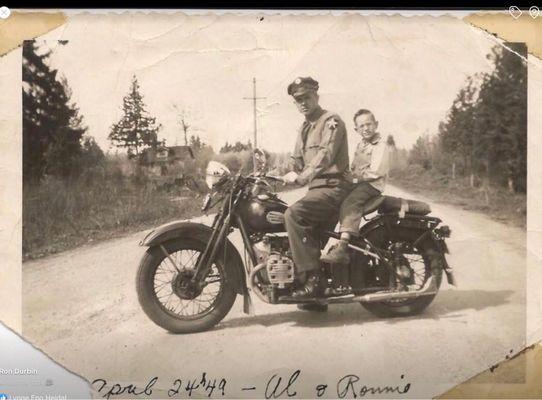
[22,41,208,184]
[23,40,104,183]
[23,40,266,185]
[407,43,527,194]
[25,40,525,195]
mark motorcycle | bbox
[136,150,454,334]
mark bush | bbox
[213,150,253,173]
[23,156,202,259]
[388,162,526,227]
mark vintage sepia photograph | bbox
[13,11,530,398]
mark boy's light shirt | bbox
[350,134,391,192]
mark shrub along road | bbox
[21,185,538,399]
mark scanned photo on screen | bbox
[20,13,527,399]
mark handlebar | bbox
[264,175,286,184]
[246,174,286,185]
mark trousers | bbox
[339,182,381,235]
[284,185,350,273]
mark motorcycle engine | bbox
[253,235,295,288]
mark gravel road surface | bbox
[22,185,528,399]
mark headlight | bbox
[206,174,222,189]
[205,161,231,189]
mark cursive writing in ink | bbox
[92,377,158,399]
[315,383,328,397]
[336,374,411,398]
[265,369,301,399]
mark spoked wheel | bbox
[360,226,444,318]
[136,238,237,333]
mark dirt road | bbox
[22,185,528,398]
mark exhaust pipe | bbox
[355,276,438,303]
[249,263,272,304]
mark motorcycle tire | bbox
[359,225,444,318]
[136,238,237,334]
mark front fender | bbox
[140,221,247,295]
[140,220,215,246]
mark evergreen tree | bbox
[409,135,432,170]
[474,43,527,191]
[219,140,252,153]
[189,134,205,152]
[436,42,526,192]
[439,75,480,177]
[219,142,232,153]
[109,76,162,155]
[23,40,87,183]
[386,134,396,147]
[79,137,105,169]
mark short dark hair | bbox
[353,109,375,123]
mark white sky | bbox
[39,13,496,155]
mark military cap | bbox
[287,77,319,96]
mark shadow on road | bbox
[418,288,517,321]
[216,289,515,331]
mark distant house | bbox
[140,145,195,167]
[139,145,195,176]
[168,146,195,162]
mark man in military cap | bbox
[282,77,351,303]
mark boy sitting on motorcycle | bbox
[320,109,392,265]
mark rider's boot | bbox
[320,240,350,265]
[292,270,323,299]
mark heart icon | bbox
[529,6,540,18]
[509,6,523,19]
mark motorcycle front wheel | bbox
[136,238,237,334]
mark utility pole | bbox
[243,77,266,172]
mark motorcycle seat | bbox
[361,195,431,216]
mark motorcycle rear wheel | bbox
[136,238,237,334]
[359,226,444,318]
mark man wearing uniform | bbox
[281,77,351,301]
[321,109,391,265]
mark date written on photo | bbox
[92,370,412,399]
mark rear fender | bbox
[140,221,247,295]
[359,214,449,253]
[358,214,454,285]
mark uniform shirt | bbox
[290,106,349,185]
[350,133,391,192]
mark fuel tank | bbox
[237,194,287,233]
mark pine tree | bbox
[189,134,205,153]
[474,43,527,192]
[439,75,481,180]
[409,135,432,170]
[23,40,87,183]
[436,43,526,193]
[109,76,162,155]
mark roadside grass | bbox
[22,150,299,261]
[389,165,526,228]
[23,163,204,260]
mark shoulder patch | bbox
[327,118,338,130]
